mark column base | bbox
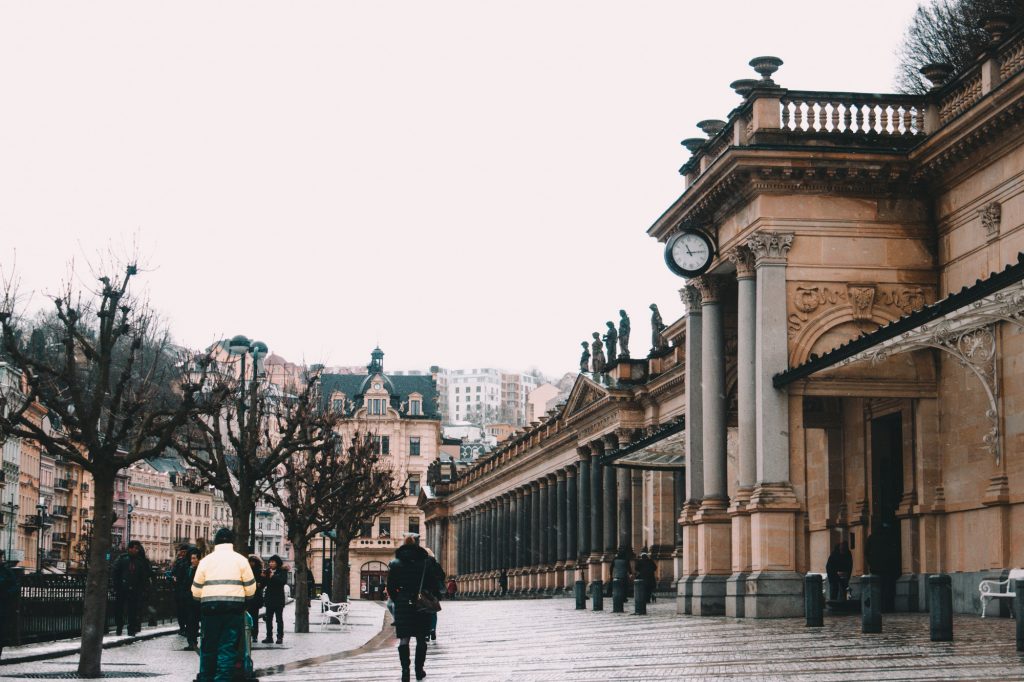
[895,573,921,612]
[743,571,804,618]
[725,572,748,618]
[676,574,697,615]
[692,574,728,616]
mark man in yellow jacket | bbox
[192,528,256,682]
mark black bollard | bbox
[928,574,953,641]
[612,578,625,612]
[634,578,648,615]
[591,581,604,611]
[805,573,823,627]
[574,580,586,610]
[862,574,882,633]
[1015,580,1024,652]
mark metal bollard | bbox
[861,574,882,633]
[574,579,586,610]
[928,574,953,641]
[1015,580,1024,652]
[590,581,604,611]
[612,578,625,612]
[634,578,648,615]
[805,573,823,627]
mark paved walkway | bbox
[263,599,1024,681]
[0,600,385,680]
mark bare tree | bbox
[176,355,336,556]
[0,262,202,678]
[896,0,1024,92]
[265,428,404,630]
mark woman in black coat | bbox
[246,555,266,642]
[262,555,288,644]
[387,537,443,682]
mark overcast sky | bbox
[0,1,922,379]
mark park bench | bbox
[979,568,1024,618]
[316,593,350,630]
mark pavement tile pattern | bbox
[265,599,1024,682]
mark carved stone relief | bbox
[787,283,930,337]
[980,201,1001,239]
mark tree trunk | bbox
[232,489,253,556]
[78,470,115,678]
[332,531,351,601]
[291,532,310,633]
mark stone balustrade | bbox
[779,92,927,136]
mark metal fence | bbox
[9,573,178,645]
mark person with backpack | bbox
[191,528,256,682]
[112,540,153,636]
[387,536,443,682]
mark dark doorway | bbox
[868,412,903,611]
[360,561,389,601]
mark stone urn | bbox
[696,119,727,136]
[919,62,954,90]
[680,138,706,154]
[749,56,783,85]
[730,78,758,98]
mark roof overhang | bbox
[599,419,686,470]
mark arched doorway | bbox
[360,561,389,601]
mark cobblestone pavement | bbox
[0,600,385,680]
[263,599,1024,682]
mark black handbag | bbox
[415,560,442,614]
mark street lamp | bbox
[35,496,48,573]
[227,334,268,554]
[2,495,18,563]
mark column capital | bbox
[746,231,794,267]
[538,477,548,489]
[561,467,573,479]
[726,244,757,280]
[614,428,633,449]
[679,285,702,315]
[692,274,727,305]
[576,444,592,460]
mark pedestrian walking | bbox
[112,540,152,636]
[0,560,20,661]
[246,555,265,643]
[498,569,508,597]
[191,527,257,682]
[261,555,288,645]
[445,577,458,600]
[635,551,657,604]
[183,548,203,651]
[387,536,443,682]
[826,541,853,601]
[172,544,193,635]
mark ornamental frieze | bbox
[787,283,931,337]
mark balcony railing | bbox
[779,92,926,137]
[53,479,70,491]
[52,533,70,545]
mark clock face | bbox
[665,230,714,277]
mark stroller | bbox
[194,612,259,682]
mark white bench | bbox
[979,568,1024,617]
[316,593,350,630]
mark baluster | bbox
[866,105,876,133]
[794,102,805,131]
[816,102,827,131]
[830,101,840,132]
[780,101,790,130]
[901,106,911,135]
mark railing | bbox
[51,506,70,518]
[53,479,70,491]
[51,533,70,545]
[779,92,927,136]
[8,573,177,645]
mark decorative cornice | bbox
[746,231,793,266]
[691,274,727,305]
[726,245,756,279]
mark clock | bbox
[664,230,715,277]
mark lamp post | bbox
[226,334,268,554]
[36,496,47,573]
[2,495,18,562]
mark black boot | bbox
[398,643,411,682]
[415,638,427,680]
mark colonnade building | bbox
[424,30,1024,617]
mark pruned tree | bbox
[265,427,403,631]
[0,261,203,678]
[176,352,335,556]
[328,431,408,601]
[896,0,1024,92]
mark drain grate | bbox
[1,672,165,678]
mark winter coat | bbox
[112,553,152,598]
[386,544,443,639]
[263,567,288,610]
[635,557,657,583]
[191,543,257,613]
[171,555,192,598]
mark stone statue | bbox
[579,341,591,373]
[591,331,606,374]
[618,309,630,358]
[604,321,617,368]
[650,303,667,352]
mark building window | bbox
[332,397,345,413]
[204,503,209,517]
[360,522,372,538]
[186,500,192,515]
[176,500,182,514]
[409,516,420,536]
[372,435,391,455]
[378,517,391,537]
[408,475,420,497]
[185,524,192,539]
[409,400,422,416]
[409,437,421,456]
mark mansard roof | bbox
[320,371,440,419]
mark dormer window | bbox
[330,392,346,413]
[408,392,423,416]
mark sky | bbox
[0,1,922,379]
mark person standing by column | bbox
[192,528,257,682]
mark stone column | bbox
[692,274,731,616]
[556,471,567,562]
[602,445,617,592]
[483,503,492,574]
[678,285,703,614]
[577,448,591,559]
[515,488,526,568]
[726,245,757,617]
[497,497,506,573]
[530,481,541,568]
[504,495,512,571]
[509,493,519,570]
[609,431,633,555]
[589,441,605,589]
[566,466,578,563]
[745,231,801,617]
[549,474,560,569]
[539,478,550,568]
